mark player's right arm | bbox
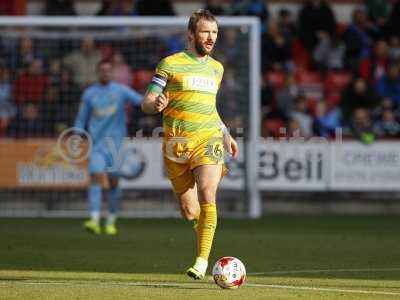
[142,59,171,114]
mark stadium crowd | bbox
[1,0,400,143]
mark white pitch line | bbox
[246,283,400,296]
[1,280,400,296]
[249,267,400,276]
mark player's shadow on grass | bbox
[0,275,215,290]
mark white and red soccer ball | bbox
[212,256,246,289]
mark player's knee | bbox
[197,186,216,204]
[180,204,198,221]
[109,177,119,189]
[90,174,103,185]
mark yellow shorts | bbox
[163,136,228,194]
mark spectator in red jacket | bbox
[14,59,49,105]
[359,39,390,82]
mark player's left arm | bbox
[221,125,238,159]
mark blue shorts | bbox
[89,150,118,176]
[89,147,146,179]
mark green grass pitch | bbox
[1,216,400,299]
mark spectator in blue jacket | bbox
[375,63,400,106]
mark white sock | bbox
[107,213,117,225]
[90,211,100,223]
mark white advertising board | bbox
[119,140,400,191]
[120,139,329,191]
[330,142,400,191]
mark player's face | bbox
[192,19,218,56]
[98,63,113,84]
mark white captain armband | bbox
[151,74,167,89]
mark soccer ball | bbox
[212,256,246,289]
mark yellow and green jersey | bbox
[148,50,224,143]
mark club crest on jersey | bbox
[183,76,218,94]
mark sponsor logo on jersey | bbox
[94,104,118,118]
[183,76,218,94]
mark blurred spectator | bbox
[287,117,305,138]
[349,108,375,143]
[343,7,379,70]
[387,0,400,38]
[112,51,132,87]
[229,0,269,31]
[44,0,76,16]
[373,107,400,138]
[216,29,241,67]
[58,69,80,125]
[40,86,66,136]
[0,64,15,127]
[48,59,62,86]
[218,68,243,131]
[290,95,314,138]
[298,0,337,52]
[261,19,292,72]
[11,37,36,71]
[340,77,379,123]
[63,36,102,88]
[7,103,44,138]
[359,39,390,82]
[275,73,299,115]
[14,59,49,105]
[313,100,342,138]
[219,68,240,110]
[372,97,395,120]
[313,32,345,71]
[112,0,137,16]
[136,0,175,16]
[260,76,274,114]
[389,36,400,62]
[204,0,225,16]
[96,0,114,16]
[375,63,400,106]
[364,0,391,28]
[164,33,185,56]
[277,8,296,41]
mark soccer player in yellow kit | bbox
[142,9,238,279]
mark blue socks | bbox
[108,187,122,214]
[88,183,102,222]
[88,184,122,223]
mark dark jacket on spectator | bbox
[44,0,76,16]
[340,79,379,123]
[136,0,175,16]
[298,0,337,51]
